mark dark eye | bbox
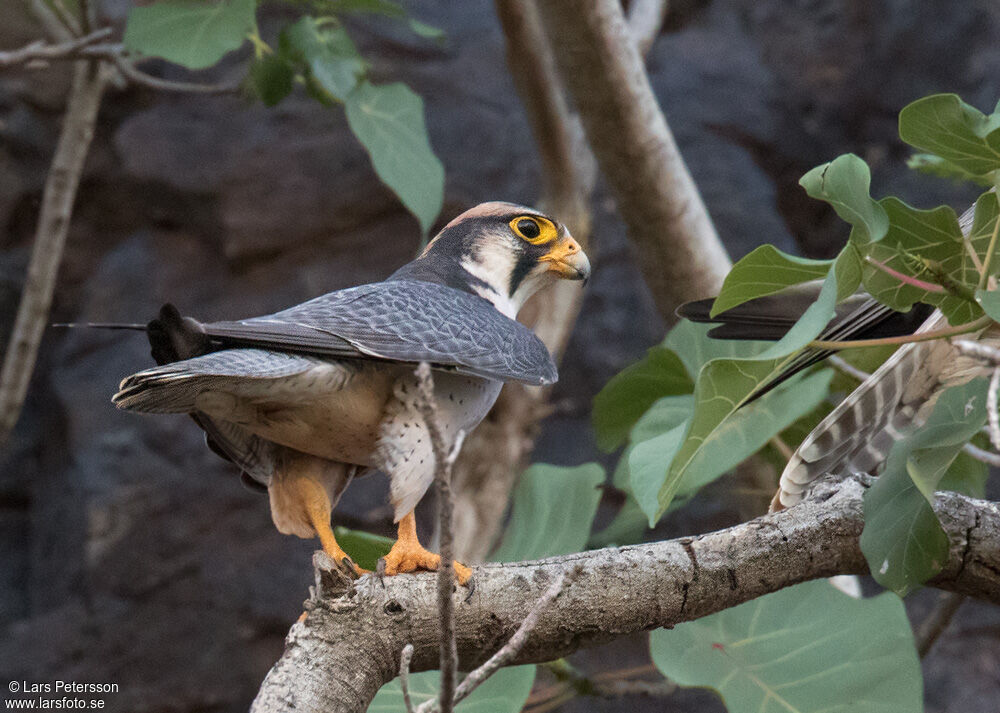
[516,218,540,239]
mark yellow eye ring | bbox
[509,215,557,244]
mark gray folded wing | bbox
[200,279,558,386]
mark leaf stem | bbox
[808,315,991,350]
[864,255,948,294]
[919,258,977,303]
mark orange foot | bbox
[380,511,473,585]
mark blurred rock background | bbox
[1,1,998,711]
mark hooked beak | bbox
[540,234,591,284]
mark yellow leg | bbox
[298,478,367,576]
[381,511,473,585]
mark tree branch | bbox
[626,0,669,58]
[251,476,1000,713]
[0,59,108,443]
[0,28,112,67]
[536,0,732,314]
[0,34,241,94]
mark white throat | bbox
[460,247,547,320]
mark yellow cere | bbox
[509,215,558,245]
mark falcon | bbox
[109,202,590,581]
[679,205,996,510]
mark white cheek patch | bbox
[460,235,559,319]
[461,242,519,319]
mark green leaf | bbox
[250,53,294,106]
[907,153,994,186]
[587,494,649,548]
[333,526,393,571]
[592,347,693,452]
[649,580,923,713]
[899,93,1000,177]
[939,442,988,498]
[629,421,688,526]
[657,369,833,518]
[368,666,536,713]
[663,320,772,378]
[861,461,949,597]
[833,242,865,300]
[896,378,988,499]
[860,379,987,595]
[283,17,364,101]
[491,463,603,562]
[628,394,694,443]
[800,154,889,247]
[753,268,838,360]
[710,245,831,316]
[345,81,444,235]
[976,288,1000,321]
[862,197,983,324]
[123,0,257,70]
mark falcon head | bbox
[389,201,591,318]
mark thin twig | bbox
[399,644,416,713]
[988,368,1000,451]
[808,315,990,350]
[961,441,1000,466]
[916,592,966,658]
[769,436,794,462]
[0,27,113,67]
[413,362,459,713]
[451,567,580,702]
[0,59,108,443]
[0,28,111,67]
[109,54,242,94]
[828,355,872,383]
[415,566,581,713]
[954,339,1000,365]
[0,34,241,94]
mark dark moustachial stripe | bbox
[508,244,543,297]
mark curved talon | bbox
[339,556,367,578]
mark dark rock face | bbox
[2,1,998,711]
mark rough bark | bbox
[0,59,107,443]
[252,476,1000,713]
[537,0,732,314]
